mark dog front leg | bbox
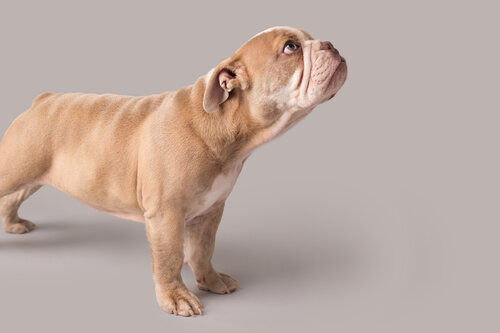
[145,210,202,316]
[184,203,239,294]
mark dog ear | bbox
[203,63,248,113]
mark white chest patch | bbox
[186,160,244,221]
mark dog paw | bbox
[157,286,203,316]
[4,219,36,234]
[197,271,239,294]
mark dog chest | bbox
[186,161,243,221]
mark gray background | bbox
[0,0,498,332]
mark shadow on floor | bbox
[0,218,146,251]
[0,216,365,290]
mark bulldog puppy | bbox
[0,26,346,316]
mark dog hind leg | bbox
[0,112,50,233]
[0,185,42,234]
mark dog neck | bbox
[169,76,298,168]
[171,76,257,165]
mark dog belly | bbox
[39,159,143,223]
[94,208,145,223]
[51,182,145,223]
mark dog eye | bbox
[283,41,299,54]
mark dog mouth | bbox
[298,47,347,106]
[325,57,347,98]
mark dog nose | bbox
[320,41,334,51]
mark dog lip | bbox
[326,61,344,86]
[323,60,346,99]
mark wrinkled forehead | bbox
[241,26,313,52]
[251,26,313,41]
[232,26,314,70]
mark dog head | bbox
[203,26,347,128]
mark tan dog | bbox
[0,26,346,316]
